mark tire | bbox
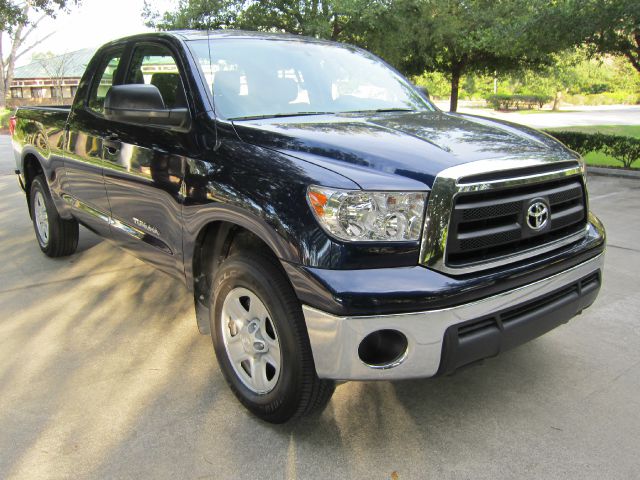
[30,175,79,257]
[209,253,335,423]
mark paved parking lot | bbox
[1,140,639,479]
[435,104,640,128]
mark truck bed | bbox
[17,106,71,112]
[15,106,70,131]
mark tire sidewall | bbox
[210,255,305,418]
[30,176,54,253]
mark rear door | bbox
[100,41,191,278]
[64,46,126,235]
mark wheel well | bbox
[23,154,44,216]
[192,222,282,318]
[23,154,44,195]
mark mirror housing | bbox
[104,84,189,129]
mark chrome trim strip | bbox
[303,252,604,381]
[419,157,586,274]
[62,192,172,254]
[362,349,409,370]
[62,192,110,224]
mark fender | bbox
[19,144,72,219]
[14,108,73,219]
[183,201,302,335]
[182,201,300,289]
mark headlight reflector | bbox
[307,186,427,242]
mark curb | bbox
[587,166,640,180]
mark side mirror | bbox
[104,84,189,129]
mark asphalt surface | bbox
[436,104,640,128]
[1,137,640,479]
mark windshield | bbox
[188,38,434,120]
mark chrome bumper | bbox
[303,252,604,380]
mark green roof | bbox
[13,48,97,79]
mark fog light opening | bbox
[358,329,408,368]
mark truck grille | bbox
[446,175,587,267]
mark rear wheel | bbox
[30,175,79,257]
[210,253,335,423]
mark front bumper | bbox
[303,252,604,380]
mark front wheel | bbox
[209,253,335,423]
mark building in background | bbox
[8,48,96,107]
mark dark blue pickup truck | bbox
[11,30,605,423]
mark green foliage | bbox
[486,94,552,110]
[572,0,640,73]
[485,52,639,106]
[0,108,13,129]
[143,0,384,42]
[548,125,640,139]
[0,0,80,32]
[371,0,592,111]
[565,91,640,106]
[411,72,451,99]
[545,130,640,169]
[142,1,639,110]
[144,0,591,112]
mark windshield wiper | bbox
[230,112,335,121]
[344,108,417,114]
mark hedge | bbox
[544,130,640,168]
[0,109,13,130]
[486,94,552,110]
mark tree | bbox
[575,0,640,74]
[144,0,385,42]
[34,51,74,104]
[0,0,80,108]
[365,0,596,112]
[142,0,242,31]
[522,51,583,110]
[144,0,628,112]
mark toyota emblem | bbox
[526,201,549,231]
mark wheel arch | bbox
[21,151,46,217]
[22,151,45,191]
[186,207,299,335]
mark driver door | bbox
[100,42,191,279]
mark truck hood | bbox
[231,111,576,190]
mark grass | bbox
[546,124,640,139]
[547,125,640,170]
[582,151,637,169]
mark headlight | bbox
[307,186,427,242]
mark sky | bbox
[13,0,177,66]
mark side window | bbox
[87,50,123,114]
[126,44,187,109]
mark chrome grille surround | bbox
[419,157,588,275]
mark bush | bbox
[545,130,640,168]
[564,91,640,105]
[486,94,553,110]
[0,108,13,130]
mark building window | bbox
[31,87,51,99]
[10,88,23,98]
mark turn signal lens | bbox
[308,190,328,216]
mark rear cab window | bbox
[87,49,124,114]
